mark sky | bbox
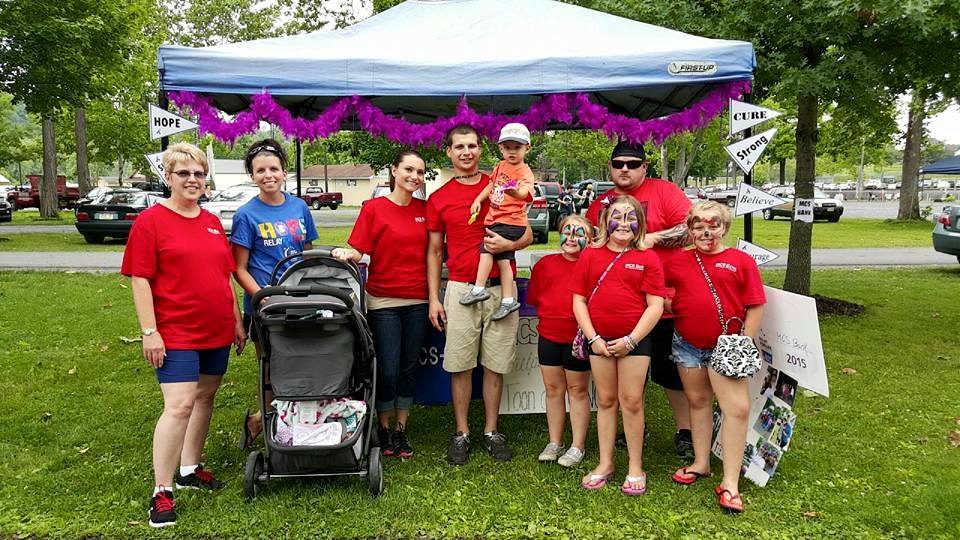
[926,104,960,147]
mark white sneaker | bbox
[557,446,585,467]
[538,442,565,462]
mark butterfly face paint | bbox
[608,207,639,236]
[560,224,588,250]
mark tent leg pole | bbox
[743,93,753,244]
[296,138,303,197]
[158,90,169,152]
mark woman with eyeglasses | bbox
[231,138,318,450]
[121,142,246,528]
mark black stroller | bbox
[243,248,383,498]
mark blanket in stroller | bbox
[272,398,367,447]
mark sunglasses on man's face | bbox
[610,159,645,170]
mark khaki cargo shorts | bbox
[442,280,518,375]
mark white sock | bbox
[179,464,198,477]
[153,485,172,496]
[501,297,515,305]
[471,286,484,295]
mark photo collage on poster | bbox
[711,349,800,487]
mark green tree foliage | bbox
[0,0,150,215]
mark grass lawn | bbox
[0,268,958,538]
[2,209,77,225]
[0,228,354,252]
[0,219,934,252]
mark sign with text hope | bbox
[725,128,777,174]
[755,286,829,396]
[148,105,198,140]
[729,99,782,135]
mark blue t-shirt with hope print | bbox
[231,192,318,313]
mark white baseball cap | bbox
[498,122,531,144]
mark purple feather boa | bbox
[169,80,750,146]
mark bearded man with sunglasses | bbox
[584,140,696,459]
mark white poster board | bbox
[729,99,782,135]
[499,317,598,414]
[148,104,198,140]
[725,128,777,174]
[794,199,814,222]
[734,182,787,217]
[713,286,828,486]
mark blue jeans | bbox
[368,303,428,413]
[671,332,714,369]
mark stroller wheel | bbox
[243,451,264,500]
[368,447,384,498]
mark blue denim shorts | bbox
[671,332,714,369]
[156,346,231,384]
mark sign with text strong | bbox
[725,128,777,175]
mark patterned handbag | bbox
[572,249,627,361]
[694,252,761,378]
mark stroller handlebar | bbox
[253,284,355,311]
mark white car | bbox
[201,185,259,235]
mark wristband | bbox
[587,335,602,345]
[623,335,637,350]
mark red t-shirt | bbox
[348,196,428,300]
[585,178,691,236]
[663,247,766,350]
[527,253,579,343]
[570,245,666,338]
[426,175,512,283]
[120,204,237,350]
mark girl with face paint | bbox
[662,201,766,513]
[526,215,594,467]
[569,196,666,495]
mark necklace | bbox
[451,171,480,181]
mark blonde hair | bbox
[162,142,208,177]
[558,214,593,240]
[592,196,647,249]
[686,200,732,233]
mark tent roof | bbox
[157,0,754,126]
[920,155,960,175]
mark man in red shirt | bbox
[427,124,532,465]
[585,140,695,458]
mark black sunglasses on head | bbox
[248,144,281,158]
[610,159,645,170]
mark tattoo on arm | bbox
[656,224,689,248]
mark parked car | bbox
[527,184,549,244]
[74,189,159,243]
[0,198,12,222]
[300,186,343,210]
[201,184,260,235]
[863,179,883,190]
[75,187,115,207]
[11,175,80,209]
[762,186,844,222]
[683,186,706,202]
[535,181,563,229]
[933,205,960,264]
[705,185,739,207]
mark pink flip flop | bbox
[621,473,647,496]
[581,473,613,490]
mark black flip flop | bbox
[238,409,253,450]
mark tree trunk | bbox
[897,93,924,220]
[675,129,705,186]
[779,158,786,185]
[40,116,59,218]
[75,107,92,195]
[660,145,669,181]
[117,158,125,188]
[676,144,687,186]
[855,138,865,201]
[783,94,817,296]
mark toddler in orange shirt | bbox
[459,122,534,321]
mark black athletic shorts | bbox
[243,313,260,344]
[480,222,526,260]
[538,337,591,372]
[649,318,683,391]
